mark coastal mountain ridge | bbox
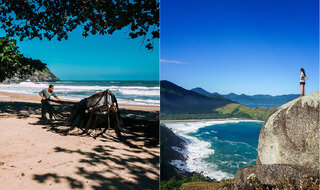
[160,80,234,114]
[161,80,277,120]
[191,87,299,106]
[191,87,212,96]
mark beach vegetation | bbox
[161,174,217,190]
[0,1,159,81]
[0,36,46,81]
[161,176,190,190]
[160,103,277,121]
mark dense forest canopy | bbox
[0,0,159,49]
[0,0,159,81]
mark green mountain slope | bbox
[161,80,234,114]
[191,87,298,107]
[162,81,277,120]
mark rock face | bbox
[3,67,60,84]
[257,92,319,168]
[234,92,320,189]
[234,164,319,189]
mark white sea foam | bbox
[217,139,257,150]
[117,98,159,106]
[117,89,159,96]
[18,81,47,88]
[0,81,159,90]
[163,120,262,180]
[134,99,160,104]
[172,146,188,155]
[0,81,160,106]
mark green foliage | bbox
[161,174,216,190]
[215,103,277,120]
[161,177,190,190]
[0,0,159,50]
[161,113,227,120]
[160,103,277,121]
[0,36,46,81]
[0,36,20,81]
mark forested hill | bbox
[3,67,60,84]
[191,87,299,107]
[161,81,277,120]
[160,80,234,114]
[222,93,299,107]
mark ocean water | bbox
[0,80,159,106]
[163,120,263,180]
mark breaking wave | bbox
[0,80,160,106]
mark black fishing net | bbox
[43,90,123,138]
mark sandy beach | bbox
[0,91,159,190]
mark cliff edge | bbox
[257,92,319,167]
[234,92,319,189]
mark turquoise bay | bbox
[165,120,263,180]
[192,121,263,175]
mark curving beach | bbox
[162,120,264,181]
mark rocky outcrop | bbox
[234,164,319,189]
[257,92,319,168]
[234,92,320,189]
[3,67,60,84]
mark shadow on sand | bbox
[0,100,159,189]
[33,144,159,189]
[28,102,160,148]
[0,100,159,147]
[0,101,41,118]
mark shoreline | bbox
[0,80,160,108]
[0,90,159,112]
[164,121,234,181]
[163,119,264,181]
[161,118,264,123]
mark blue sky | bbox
[161,0,319,95]
[1,27,159,81]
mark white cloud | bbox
[160,59,184,64]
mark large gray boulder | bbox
[234,164,319,190]
[257,92,319,168]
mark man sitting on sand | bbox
[39,85,62,120]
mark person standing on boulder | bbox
[300,68,308,96]
[39,84,62,120]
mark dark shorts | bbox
[300,82,305,85]
[41,99,53,119]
